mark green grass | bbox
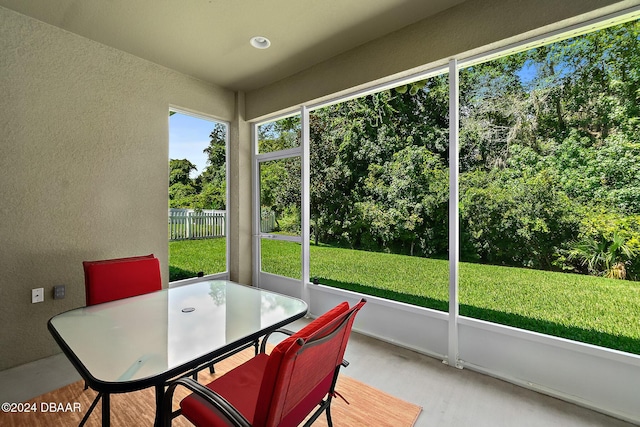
[169,238,226,280]
[261,240,302,279]
[170,238,640,354]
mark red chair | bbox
[83,254,162,305]
[163,298,367,427]
[79,254,162,426]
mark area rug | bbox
[2,347,422,426]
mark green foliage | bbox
[169,159,197,186]
[202,124,226,170]
[257,118,302,229]
[567,233,636,279]
[564,209,640,280]
[276,207,302,235]
[552,131,640,214]
[197,123,227,210]
[362,145,449,256]
[168,182,197,208]
[258,117,301,152]
[460,168,580,269]
[309,75,450,253]
[193,182,226,211]
[302,19,640,281]
[170,123,227,210]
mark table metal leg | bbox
[101,392,110,427]
[79,391,102,427]
[154,384,164,427]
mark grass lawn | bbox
[169,238,226,280]
[170,238,640,355]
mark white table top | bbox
[48,280,307,391]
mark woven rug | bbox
[2,348,421,426]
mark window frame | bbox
[250,7,640,356]
[168,107,231,284]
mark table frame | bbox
[47,281,308,427]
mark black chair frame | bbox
[161,301,364,427]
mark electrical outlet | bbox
[53,285,66,300]
[32,288,44,303]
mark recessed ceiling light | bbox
[250,36,271,49]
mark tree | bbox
[169,159,199,208]
[169,159,197,186]
[170,122,228,210]
[460,168,580,270]
[459,54,531,172]
[198,123,227,210]
[202,123,226,170]
[301,20,640,279]
[257,118,302,233]
[363,145,449,256]
[309,77,450,250]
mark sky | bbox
[169,112,219,178]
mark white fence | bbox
[169,209,276,240]
[169,209,226,240]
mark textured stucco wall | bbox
[228,92,253,286]
[245,0,638,120]
[0,6,235,370]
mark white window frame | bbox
[251,113,307,297]
[249,11,640,423]
[168,106,231,285]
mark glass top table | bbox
[48,280,308,426]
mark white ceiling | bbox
[0,0,466,91]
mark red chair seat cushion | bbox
[83,255,161,305]
[181,353,270,426]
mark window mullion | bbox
[447,58,461,369]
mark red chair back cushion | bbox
[255,300,365,427]
[83,254,161,305]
